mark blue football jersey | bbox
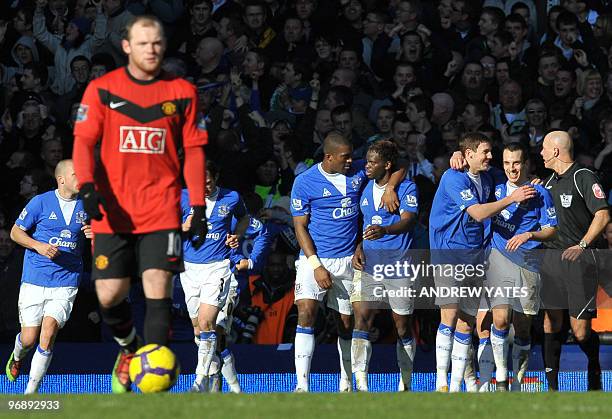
[491,182,557,271]
[360,178,418,254]
[429,170,493,263]
[15,190,88,287]
[290,161,367,258]
[230,216,274,274]
[182,188,247,263]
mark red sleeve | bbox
[184,146,206,206]
[73,80,105,186]
[182,82,208,148]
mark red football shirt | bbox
[73,67,207,234]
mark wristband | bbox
[307,255,322,270]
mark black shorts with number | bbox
[540,249,599,319]
[92,229,184,280]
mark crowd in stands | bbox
[1,0,612,346]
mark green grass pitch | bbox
[1,393,611,419]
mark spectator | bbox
[33,0,106,95]
[243,252,296,344]
[243,0,276,49]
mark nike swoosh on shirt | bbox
[109,101,127,109]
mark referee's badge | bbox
[560,193,573,208]
[592,183,605,199]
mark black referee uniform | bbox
[541,162,609,391]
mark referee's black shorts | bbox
[92,229,184,280]
[540,249,599,319]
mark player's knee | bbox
[19,330,38,348]
[296,301,316,327]
[573,328,589,343]
[199,320,216,331]
[492,316,509,331]
[337,315,353,337]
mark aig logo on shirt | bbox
[119,126,166,154]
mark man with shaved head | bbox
[290,132,406,392]
[541,131,611,391]
[5,159,92,393]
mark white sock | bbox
[490,326,509,382]
[25,346,53,394]
[208,353,221,392]
[196,331,216,384]
[449,331,471,392]
[295,326,315,391]
[464,343,478,392]
[511,337,531,391]
[337,337,352,384]
[221,348,241,393]
[13,333,32,361]
[351,330,371,373]
[477,338,494,391]
[397,337,415,391]
[435,324,454,389]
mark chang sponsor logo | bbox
[333,197,357,219]
[493,215,516,232]
[49,237,77,249]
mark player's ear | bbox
[121,38,131,55]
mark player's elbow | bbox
[467,209,486,223]
[9,225,22,243]
[598,209,611,225]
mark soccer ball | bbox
[129,344,180,393]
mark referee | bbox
[540,131,611,391]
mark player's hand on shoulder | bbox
[449,150,466,170]
[81,224,93,239]
[313,266,332,289]
[529,177,543,186]
[510,185,537,203]
[189,205,208,249]
[36,242,59,259]
[382,188,399,213]
[226,234,239,249]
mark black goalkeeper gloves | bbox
[189,205,208,249]
[79,183,106,221]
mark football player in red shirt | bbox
[73,15,208,393]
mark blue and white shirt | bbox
[491,182,557,272]
[429,170,493,264]
[360,178,418,268]
[15,190,88,288]
[230,216,274,274]
[182,187,247,264]
[291,161,367,258]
